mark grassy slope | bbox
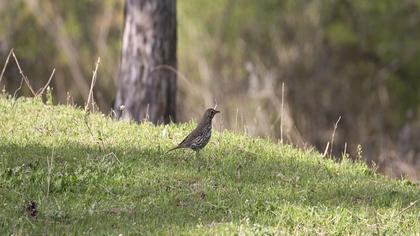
[0,97,419,235]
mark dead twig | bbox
[36,68,56,96]
[11,51,36,96]
[2,49,56,98]
[322,142,330,157]
[85,57,101,112]
[102,152,122,165]
[0,48,14,84]
[12,76,24,99]
[280,82,285,144]
[396,199,419,216]
[343,142,347,155]
[330,116,342,157]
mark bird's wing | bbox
[178,127,200,147]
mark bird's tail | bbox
[166,146,182,154]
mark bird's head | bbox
[204,108,220,120]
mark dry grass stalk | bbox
[323,142,330,157]
[36,68,56,96]
[0,48,14,84]
[85,57,101,112]
[343,142,348,157]
[13,76,24,98]
[280,82,285,144]
[1,49,37,96]
[396,199,419,216]
[330,116,342,157]
[11,51,36,96]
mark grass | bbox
[0,95,419,235]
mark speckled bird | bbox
[167,108,220,154]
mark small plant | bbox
[356,144,363,161]
[46,86,53,105]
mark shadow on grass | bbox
[1,141,419,233]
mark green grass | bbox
[0,96,419,235]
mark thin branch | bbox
[343,142,348,157]
[330,116,342,157]
[85,57,101,112]
[396,199,419,216]
[145,104,150,121]
[36,68,56,96]
[13,77,24,99]
[103,152,122,165]
[280,82,285,144]
[11,51,36,96]
[322,142,330,157]
[0,48,14,84]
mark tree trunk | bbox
[115,0,177,124]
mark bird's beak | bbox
[215,110,220,114]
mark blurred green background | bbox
[1,0,420,180]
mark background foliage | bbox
[1,0,420,180]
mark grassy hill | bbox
[0,96,419,235]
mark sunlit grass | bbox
[0,96,419,235]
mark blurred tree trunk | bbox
[115,0,177,124]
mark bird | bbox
[167,108,220,155]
